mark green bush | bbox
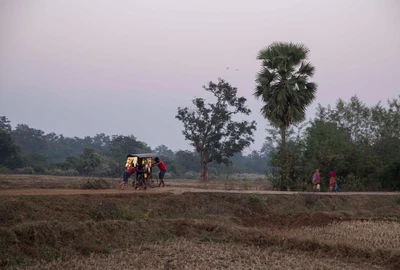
[248,193,263,204]
[14,167,35,175]
[337,174,366,191]
[0,166,12,174]
[266,174,280,189]
[32,164,46,174]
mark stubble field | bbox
[0,175,400,269]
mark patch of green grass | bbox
[248,193,264,204]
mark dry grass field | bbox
[0,174,272,191]
[1,175,400,269]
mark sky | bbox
[0,0,399,152]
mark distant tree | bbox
[92,133,110,153]
[79,147,101,175]
[0,129,23,169]
[45,132,70,163]
[370,96,400,142]
[176,78,257,181]
[174,150,200,173]
[96,155,120,177]
[106,135,151,165]
[0,116,12,132]
[24,153,49,173]
[254,42,317,189]
[11,124,47,155]
[229,153,247,172]
[154,144,175,158]
[327,96,371,143]
[260,141,275,159]
[244,150,268,174]
[64,156,81,170]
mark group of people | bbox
[117,157,167,190]
[119,158,336,192]
[311,169,338,192]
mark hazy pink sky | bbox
[0,0,399,152]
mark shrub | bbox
[47,168,79,176]
[32,164,46,174]
[14,167,35,175]
[248,194,263,204]
[337,174,365,191]
[266,174,280,189]
[79,178,111,189]
[0,166,12,174]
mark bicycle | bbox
[132,172,159,189]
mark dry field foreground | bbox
[1,175,400,269]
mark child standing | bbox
[328,170,337,192]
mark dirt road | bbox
[0,187,398,196]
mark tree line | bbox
[0,116,270,178]
[266,96,400,191]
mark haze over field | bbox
[0,0,399,151]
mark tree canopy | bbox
[176,78,257,181]
[254,42,317,128]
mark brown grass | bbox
[1,176,400,269]
[0,174,272,191]
[23,239,384,270]
[289,220,400,252]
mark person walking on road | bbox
[328,170,337,192]
[312,169,320,192]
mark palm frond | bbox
[255,42,317,128]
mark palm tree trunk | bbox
[280,126,288,190]
[281,125,287,149]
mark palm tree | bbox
[254,42,317,189]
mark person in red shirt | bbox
[118,163,138,190]
[153,157,167,187]
[328,170,337,192]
